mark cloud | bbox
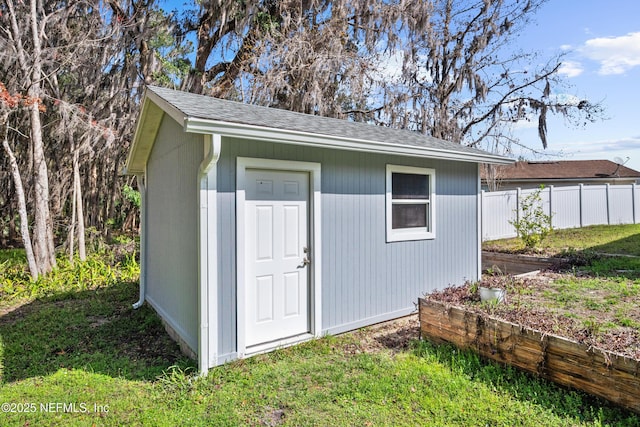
[580,32,640,75]
[549,93,581,105]
[547,137,640,167]
[375,51,404,81]
[558,61,583,78]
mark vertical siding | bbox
[217,138,480,351]
[216,183,237,357]
[145,116,202,352]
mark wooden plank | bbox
[418,298,640,414]
[482,251,555,275]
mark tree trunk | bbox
[68,165,76,263]
[22,0,56,274]
[29,101,56,274]
[2,124,39,280]
[73,149,86,261]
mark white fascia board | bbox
[184,117,514,165]
[145,89,189,127]
[125,98,153,175]
[125,91,187,175]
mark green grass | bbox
[0,249,26,264]
[484,224,640,256]
[0,246,638,425]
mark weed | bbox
[0,249,139,307]
[582,317,602,336]
[157,365,198,396]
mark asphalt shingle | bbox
[147,85,496,159]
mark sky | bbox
[511,0,640,171]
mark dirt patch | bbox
[345,315,420,354]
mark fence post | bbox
[606,183,611,225]
[479,189,484,276]
[480,189,485,241]
[548,185,554,228]
[516,187,521,226]
[579,184,584,227]
[633,183,638,224]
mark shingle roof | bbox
[125,86,514,174]
[146,85,505,161]
[483,160,640,180]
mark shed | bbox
[124,86,513,373]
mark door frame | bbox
[236,157,322,357]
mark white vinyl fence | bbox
[481,184,640,241]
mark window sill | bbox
[386,229,435,242]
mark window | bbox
[386,165,435,242]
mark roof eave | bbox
[124,89,187,175]
[184,117,514,165]
[485,177,639,182]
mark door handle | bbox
[300,246,311,267]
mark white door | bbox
[244,169,310,347]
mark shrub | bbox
[509,185,552,249]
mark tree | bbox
[3,0,57,275]
[0,84,39,279]
[176,0,601,157]
[374,0,603,153]
[0,0,174,275]
[0,0,604,275]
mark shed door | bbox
[244,169,310,347]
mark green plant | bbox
[122,184,141,208]
[582,316,602,336]
[469,281,479,294]
[509,185,553,249]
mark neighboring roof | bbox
[482,160,640,181]
[125,86,513,174]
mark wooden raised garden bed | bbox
[481,251,556,275]
[418,298,640,414]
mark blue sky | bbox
[512,0,640,171]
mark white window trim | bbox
[386,164,436,242]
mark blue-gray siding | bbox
[145,116,203,351]
[216,137,480,358]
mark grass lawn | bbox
[1,238,639,425]
[483,224,640,256]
